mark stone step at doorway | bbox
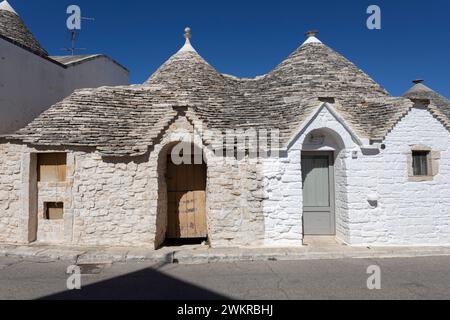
[303,236,346,247]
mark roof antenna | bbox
[61,5,95,56]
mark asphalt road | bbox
[0,256,449,300]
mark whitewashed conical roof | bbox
[0,0,17,14]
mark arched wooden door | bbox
[166,156,207,239]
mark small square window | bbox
[44,202,64,220]
[412,151,430,176]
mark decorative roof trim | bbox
[178,38,197,53]
[427,103,450,132]
[284,102,366,151]
[374,102,450,143]
[178,27,197,53]
[301,36,322,46]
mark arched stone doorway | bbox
[155,142,208,248]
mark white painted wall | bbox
[262,104,450,247]
[64,56,128,90]
[347,107,450,246]
[262,105,358,246]
[0,38,128,135]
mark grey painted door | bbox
[302,152,335,235]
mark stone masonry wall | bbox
[69,115,265,247]
[206,156,265,247]
[0,142,24,243]
[0,116,267,247]
[71,151,153,246]
[36,182,68,243]
[149,116,266,248]
[1,108,449,248]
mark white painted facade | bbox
[346,107,450,246]
[0,38,129,135]
[262,105,450,246]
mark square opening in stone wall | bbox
[37,153,67,182]
[44,202,64,220]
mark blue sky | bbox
[10,0,450,97]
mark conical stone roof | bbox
[262,40,389,100]
[0,0,48,56]
[403,81,450,129]
[8,31,450,157]
[144,40,233,106]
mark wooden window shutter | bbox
[37,153,67,182]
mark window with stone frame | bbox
[407,147,440,181]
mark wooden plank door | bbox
[302,152,336,235]
[166,157,207,239]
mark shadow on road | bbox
[39,263,229,300]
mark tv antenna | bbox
[62,6,95,56]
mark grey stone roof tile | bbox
[0,8,47,56]
[403,83,450,131]
[8,39,450,156]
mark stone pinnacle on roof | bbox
[178,26,197,53]
[0,0,17,15]
[404,79,434,96]
[403,80,450,120]
[302,29,322,46]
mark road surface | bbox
[0,256,449,300]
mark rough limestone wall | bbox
[71,151,153,246]
[36,182,69,244]
[206,156,265,247]
[149,116,266,248]
[0,142,24,243]
[39,115,267,248]
[347,108,450,245]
